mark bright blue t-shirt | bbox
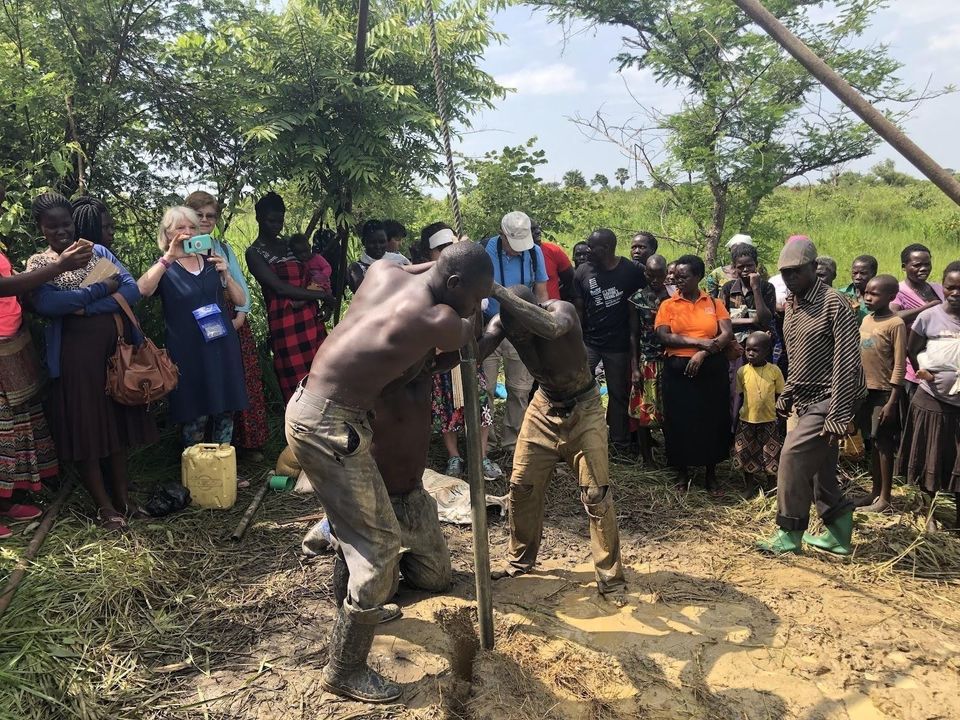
[483,236,548,318]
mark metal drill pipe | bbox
[731,0,960,208]
[459,348,495,649]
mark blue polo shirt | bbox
[483,236,548,318]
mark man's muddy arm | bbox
[478,315,506,362]
[490,284,574,340]
[435,351,461,373]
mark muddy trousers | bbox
[389,486,453,593]
[286,383,400,611]
[776,399,854,532]
[506,388,625,593]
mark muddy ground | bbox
[182,451,960,720]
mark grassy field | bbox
[542,183,960,278]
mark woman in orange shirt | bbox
[656,255,734,496]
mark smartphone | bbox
[183,234,214,255]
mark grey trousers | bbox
[286,384,401,610]
[389,486,453,592]
[482,338,534,450]
[776,399,854,531]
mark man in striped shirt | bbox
[758,238,867,556]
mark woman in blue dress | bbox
[137,206,248,446]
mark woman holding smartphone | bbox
[137,206,248,446]
[184,191,268,461]
[27,193,156,532]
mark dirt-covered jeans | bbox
[286,383,401,610]
[505,386,625,593]
[389,485,452,592]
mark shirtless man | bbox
[286,242,493,703]
[483,284,626,595]
[307,360,457,615]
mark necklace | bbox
[750,364,771,397]
[176,255,202,272]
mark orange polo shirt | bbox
[655,290,729,357]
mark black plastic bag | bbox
[144,483,192,517]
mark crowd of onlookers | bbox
[0,192,957,538]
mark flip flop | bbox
[96,510,128,533]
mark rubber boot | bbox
[756,528,803,555]
[332,556,401,623]
[803,511,853,555]
[321,600,402,703]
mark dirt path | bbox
[193,468,960,720]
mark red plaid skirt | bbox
[265,259,327,403]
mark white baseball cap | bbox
[427,227,456,250]
[726,233,753,249]
[501,211,534,252]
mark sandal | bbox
[96,510,129,533]
[120,503,151,521]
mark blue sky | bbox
[450,0,960,187]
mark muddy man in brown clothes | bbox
[483,283,626,596]
[286,241,493,704]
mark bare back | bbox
[306,262,466,409]
[502,301,594,399]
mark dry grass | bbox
[1,421,959,719]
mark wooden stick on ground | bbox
[0,477,75,618]
[230,474,271,542]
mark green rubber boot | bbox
[756,528,803,555]
[803,511,854,555]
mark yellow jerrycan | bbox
[181,443,237,509]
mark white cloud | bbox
[889,0,956,25]
[930,23,960,52]
[497,63,586,95]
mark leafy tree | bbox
[534,0,939,265]
[615,167,629,188]
[563,169,587,189]
[216,0,504,243]
[867,159,916,187]
[459,138,597,241]
[591,173,609,189]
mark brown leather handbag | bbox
[105,293,179,406]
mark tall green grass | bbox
[407,182,960,281]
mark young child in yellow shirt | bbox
[734,332,785,489]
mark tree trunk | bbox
[704,181,728,269]
[332,189,353,324]
[304,205,326,240]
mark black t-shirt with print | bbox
[574,257,646,352]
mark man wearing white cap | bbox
[482,211,549,452]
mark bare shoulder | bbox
[544,299,582,336]
[544,299,578,319]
